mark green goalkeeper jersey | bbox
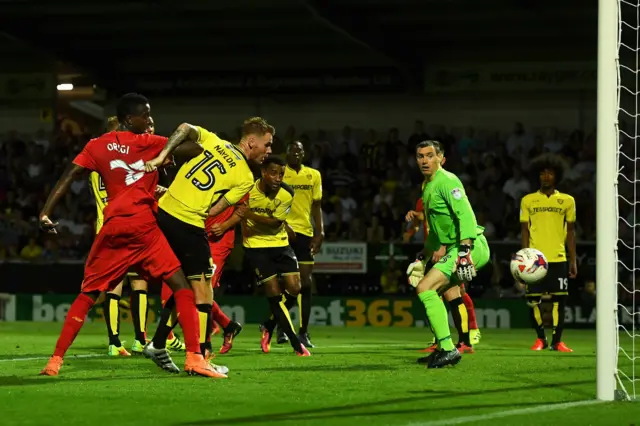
[422,168,484,252]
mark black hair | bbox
[530,153,566,184]
[261,155,286,168]
[116,93,149,122]
[286,140,304,152]
[415,140,444,155]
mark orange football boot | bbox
[531,338,549,351]
[184,352,227,378]
[40,356,63,376]
[551,342,573,352]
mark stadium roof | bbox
[0,0,596,92]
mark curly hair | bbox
[529,153,567,184]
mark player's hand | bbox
[144,156,166,172]
[234,203,249,218]
[406,258,425,288]
[569,260,578,279]
[209,224,226,237]
[285,224,296,242]
[455,244,476,282]
[39,215,59,234]
[154,185,167,199]
[431,245,447,263]
[405,210,420,222]
[310,234,324,255]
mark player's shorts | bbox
[433,234,490,285]
[525,261,569,297]
[290,233,314,264]
[244,245,299,285]
[209,241,233,289]
[157,208,213,281]
[81,215,181,293]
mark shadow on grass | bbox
[175,380,593,425]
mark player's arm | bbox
[519,196,530,248]
[247,195,293,229]
[310,171,324,254]
[40,162,88,233]
[566,197,578,278]
[440,180,477,243]
[208,174,254,217]
[172,141,204,159]
[145,123,201,171]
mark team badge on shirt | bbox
[451,188,463,200]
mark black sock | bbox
[527,297,546,340]
[551,295,567,345]
[152,295,176,350]
[267,295,303,352]
[104,293,122,346]
[299,284,312,334]
[131,290,148,343]
[197,303,213,355]
[448,297,470,346]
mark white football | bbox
[510,248,549,284]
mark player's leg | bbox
[138,218,224,379]
[103,281,130,356]
[210,248,243,354]
[41,232,130,375]
[443,285,473,352]
[548,262,572,352]
[281,271,310,355]
[157,282,185,350]
[525,277,547,350]
[129,274,149,354]
[294,233,315,348]
[262,274,307,355]
[460,284,481,345]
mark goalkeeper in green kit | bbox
[405,141,490,368]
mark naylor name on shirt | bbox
[530,206,564,215]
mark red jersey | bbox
[415,198,428,239]
[205,193,250,247]
[73,131,167,224]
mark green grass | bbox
[0,323,638,426]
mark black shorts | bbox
[244,246,299,285]
[525,261,569,297]
[290,233,314,264]
[157,208,212,280]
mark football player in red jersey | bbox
[38,93,223,378]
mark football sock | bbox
[418,290,455,351]
[53,293,95,357]
[131,290,148,343]
[211,300,231,329]
[527,297,547,340]
[448,297,470,346]
[267,295,303,352]
[173,289,200,354]
[104,293,122,346]
[160,283,176,341]
[152,296,179,350]
[299,284,312,334]
[197,303,213,354]
[283,291,298,311]
[462,292,478,330]
[551,295,567,345]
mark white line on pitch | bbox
[403,400,607,426]
[0,342,421,363]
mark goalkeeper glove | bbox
[406,258,425,288]
[455,244,477,282]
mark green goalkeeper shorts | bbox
[432,234,490,284]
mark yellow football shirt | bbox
[243,180,294,249]
[159,126,254,228]
[89,171,108,234]
[520,190,576,263]
[283,165,322,237]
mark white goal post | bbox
[596,0,620,402]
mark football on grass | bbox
[510,248,549,284]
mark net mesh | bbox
[617,0,640,402]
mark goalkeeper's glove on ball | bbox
[455,244,477,282]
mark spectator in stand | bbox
[337,125,359,156]
[366,215,385,243]
[407,120,429,153]
[360,129,381,170]
[326,159,356,191]
[306,143,330,171]
[457,126,480,160]
[348,216,366,241]
[373,186,394,213]
[331,187,357,222]
[503,165,531,202]
[20,237,43,260]
[476,210,496,239]
[384,127,404,163]
[335,141,358,167]
[506,122,534,162]
[543,128,564,153]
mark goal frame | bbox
[596,0,619,402]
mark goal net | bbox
[599,0,639,402]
